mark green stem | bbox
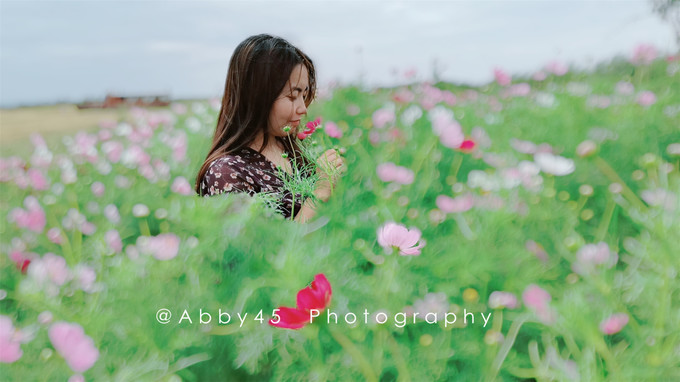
[488,314,528,381]
[594,157,646,211]
[328,327,378,382]
[595,197,616,242]
[385,330,411,382]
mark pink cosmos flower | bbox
[494,68,512,86]
[9,196,46,233]
[572,242,618,275]
[508,83,531,97]
[9,250,34,274]
[101,141,124,163]
[458,139,476,152]
[91,182,105,197]
[48,322,99,373]
[103,204,121,224]
[636,91,657,107]
[488,291,519,309]
[139,233,180,260]
[377,222,426,256]
[376,162,414,185]
[615,81,634,95]
[436,194,474,213]
[533,71,547,81]
[270,273,332,329]
[522,284,556,324]
[392,88,415,103]
[105,230,123,253]
[47,228,64,244]
[324,121,343,138]
[545,61,568,76]
[29,253,71,286]
[298,117,321,140]
[599,313,629,335]
[27,168,49,190]
[372,107,396,129]
[0,315,23,363]
[171,176,193,195]
[631,44,657,65]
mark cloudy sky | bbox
[0,0,676,107]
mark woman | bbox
[195,34,344,222]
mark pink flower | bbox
[533,71,547,81]
[436,194,474,213]
[101,141,124,163]
[171,176,193,195]
[297,117,321,140]
[377,222,426,256]
[522,284,556,324]
[458,139,476,152]
[599,313,629,335]
[270,273,332,329]
[392,88,415,103]
[572,242,618,275]
[139,233,180,260]
[376,162,414,185]
[372,107,395,129]
[105,230,123,253]
[0,315,23,363]
[91,182,105,198]
[9,196,46,233]
[103,204,121,224]
[9,250,35,274]
[29,253,71,286]
[47,228,64,244]
[636,91,657,107]
[494,68,512,86]
[27,168,49,190]
[615,81,634,95]
[631,44,657,65]
[545,61,568,76]
[488,291,519,309]
[48,322,99,373]
[508,83,531,97]
[324,121,343,138]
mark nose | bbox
[296,99,307,116]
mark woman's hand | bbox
[314,148,346,202]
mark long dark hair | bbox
[195,34,316,195]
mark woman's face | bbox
[268,64,310,137]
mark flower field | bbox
[1,46,679,381]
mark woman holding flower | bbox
[195,34,344,222]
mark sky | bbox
[0,0,677,108]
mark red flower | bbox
[298,117,322,140]
[458,139,476,152]
[269,273,332,329]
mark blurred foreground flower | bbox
[376,162,414,185]
[9,196,46,233]
[534,152,575,176]
[269,274,332,329]
[488,291,519,309]
[48,322,99,373]
[522,284,556,324]
[599,313,629,335]
[377,222,426,255]
[0,315,23,363]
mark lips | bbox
[289,120,300,127]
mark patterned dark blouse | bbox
[199,146,310,219]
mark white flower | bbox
[534,153,575,176]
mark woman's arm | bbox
[293,189,330,223]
